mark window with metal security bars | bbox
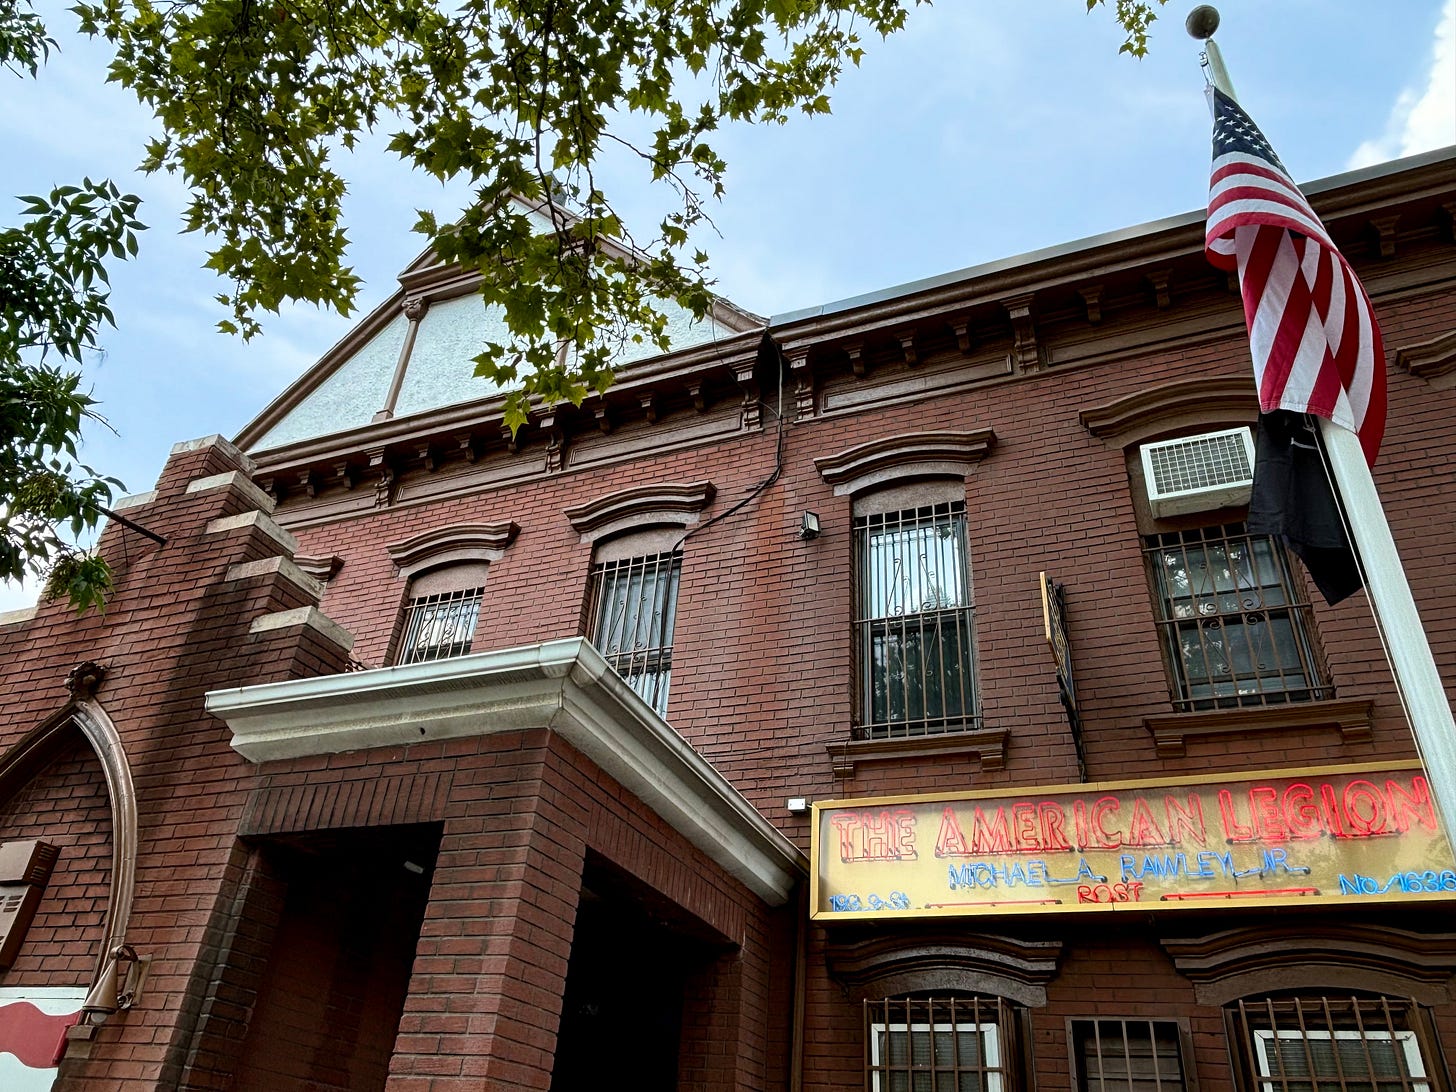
[854,503,977,738]
[396,586,484,665]
[1071,1019,1193,1092]
[586,551,681,717]
[1230,997,1439,1092]
[1145,524,1329,711]
[866,996,1010,1092]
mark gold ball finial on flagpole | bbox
[1186,5,1221,40]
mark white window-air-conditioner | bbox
[1140,427,1255,518]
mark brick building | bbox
[1,147,1454,1090]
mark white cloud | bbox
[1348,0,1456,167]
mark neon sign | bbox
[810,763,1456,920]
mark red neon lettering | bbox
[1284,783,1322,838]
[832,813,859,862]
[1321,782,1349,838]
[1343,780,1388,836]
[1127,798,1169,847]
[860,811,893,858]
[1073,800,1091,849]
[1218,789,1256,842]
[935,807,969,857]
[971,807,1013,854]
[1012,802,1040,850]
[1386,777,1436,833]
[1163,794,1206,846]
[1091,796,1122,849]
[832,809,918,861]
[1075,881,1144,904]
[893,808,917,859]
[1039,801,1072,853]
[1248,785,1288,841]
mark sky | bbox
[2,0,1453,610]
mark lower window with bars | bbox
[865,996,1013,1092]
[396,586,484,665]
[1229,996,1439,1092]
[1070,1018,1194,1092]
[854,502,979,738]
[584,550,681,718]
[1144,524,1330,711]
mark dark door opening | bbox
[232,823,440,1092]
[551,863,723,1092]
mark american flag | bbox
[1205,87,1386,464]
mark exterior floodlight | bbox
[81,945,144,1024]
[786,797,809,814]
[798,512,821,541]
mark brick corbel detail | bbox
[787,348,815,420]
[1395,329,1456,388]
[1003,293,1041,373]
[730,359,761,431]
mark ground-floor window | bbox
[1229,996,1437,1092]
[1070,1018,1193,1092]
[866,995,1011,1091]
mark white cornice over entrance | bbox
[205,638,804,905]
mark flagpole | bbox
[1189,7,1456,843]
[1319,419,1456,836]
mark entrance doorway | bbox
[551,857,726,1092]
[232,824,440,1092]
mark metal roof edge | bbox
[769,145,1456,328]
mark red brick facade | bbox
[2,151,1455,1089]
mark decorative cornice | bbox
[1079,375,1258,445]
[1144,698,1373,758]
[564,481,716,542]
[243,328,761,476]
[204,638,806,906]
[825,930,1064,1008]
[1161,922,1456,1006]
[813,430,996,496]
[771,149,1456,344]
[386,521,520,578]
[1395,329,1456,382]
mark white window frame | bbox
[1252,1028,1429,1092]
[869,1020,1003,1092]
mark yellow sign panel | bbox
[810,763,1456,920]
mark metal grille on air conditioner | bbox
[1140,427,1255,518]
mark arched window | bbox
[854,491,977,736]
[584,531,682,716]
[865,994,1018,1091]
[1227,993,1441,1092]
[396,563,489,665]
[565,480,715,719]
[815,431,995,739]
[386,522,518,666]
[1081,379,1330,713]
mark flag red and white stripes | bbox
[1205,87,1386,464]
